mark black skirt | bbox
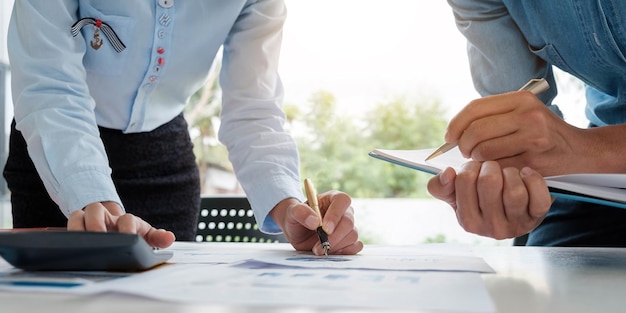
[3,114,200,241]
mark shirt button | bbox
[149,76,158,83]
[157,47,165,54]
[157,57,165,66]
[158,30,165,39]
[158,0,174,8]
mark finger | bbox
[293,202,321,231]
[307,196,357,256]
[82,204,109,232]
[502,167,540,238]
[332,241,364,255]
[67,210,86,231]
[317,190,351,234]
[446,92,518,144]
[445,91,540,142]
[454,161,482,231]
[116,214,138,234]
[327,227,360,255]
[317,206,357,255]
[459,114,519,160]
[471,130,551,166]
[468,131,527,162]
[464,110,519,145]
[501,167,530,223]
[311,242,325,256]
[476,161,506,237]
[312,227,362,256]
[427,167,457,210]
[145,228,176,248]
[117,214,176,248]
[520,167,552,219]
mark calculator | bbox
[0,230,173,272]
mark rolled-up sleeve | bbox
[447,0,557,106]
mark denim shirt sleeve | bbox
[447,0,559,112]
[218,0,304,234]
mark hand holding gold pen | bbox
[425,78,550,161]
[304,178,331,256]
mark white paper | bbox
[238,245,494,273]
[108,263,495,313]
[0,243,497,313]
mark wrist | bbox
[269,197,300,231]
[580,125,626,173]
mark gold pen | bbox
[425,78,550,161]
[304,178,331,256]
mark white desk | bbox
[2,244,626,313]
[479,246,626,313]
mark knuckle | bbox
[472,143,490,161]
[503,184,526,206]
[491,223,516,240]
[477,171,502,188]
[466,99,482,113]
[458,217,480,235]
[456,170,478,184]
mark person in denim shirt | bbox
[428,0,626,246]
[6,0,363,255]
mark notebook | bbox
[369,147,626,209]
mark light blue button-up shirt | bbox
[448,0,626,126]
[8,0,303,233]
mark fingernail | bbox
[520,167,534,178]
[324,221,335,234]
[305,215,319,229]
[440,170,451,185]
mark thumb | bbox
[427,167,458,209]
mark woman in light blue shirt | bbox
[428,0,626,246]
[6,0,363,255]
